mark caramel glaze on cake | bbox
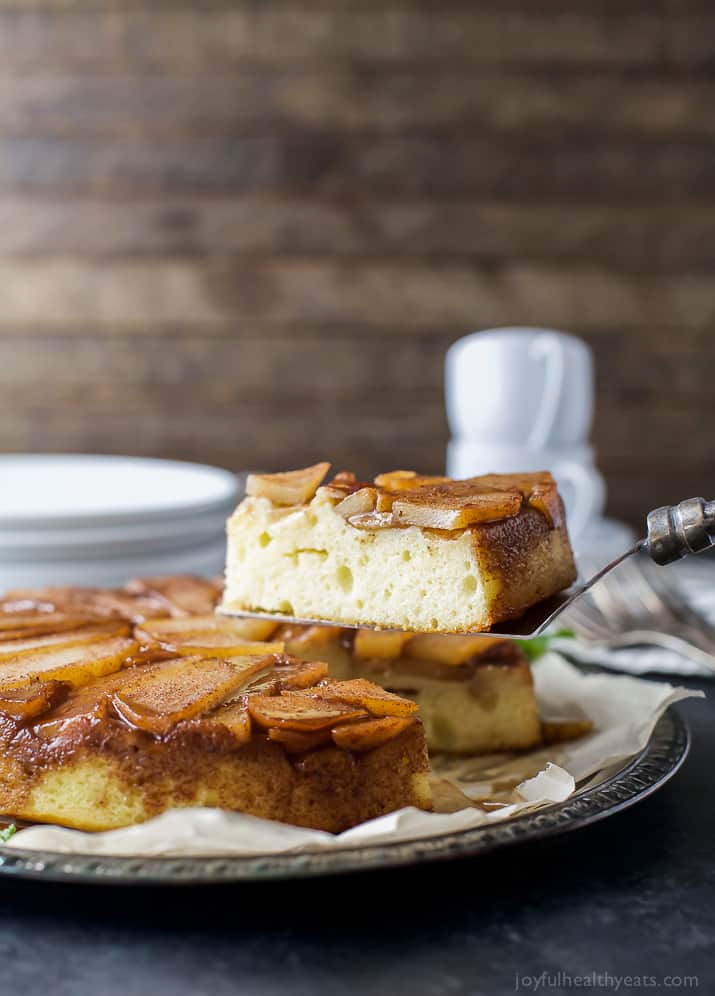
[0,578,431,833]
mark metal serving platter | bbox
[0,709,688,886]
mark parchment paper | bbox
[6,654,702,857]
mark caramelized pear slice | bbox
[0,622,130,661]
[246,462,330,506]
[406,633,507,666]
[34,668,145,738]
[247,692,367,732]
[374,470,450,492]
[2,586,168,623]
[273,658,329,690]
[0,636,138,692]
[112,655,267,736]
[331,715,416,751]
[475,471,554,492]
[0,680,68,720]
[347,511,394,530]
[353,629,413,661]
[335,487,377,518]
[282,625,342,655]
[527,484,562,528]
[470,472,561,526]
[0,612,97,641]
[242,672,281,696]
[203,701,252,746]
[125,575,221,616]
[136,615,284,656]
[392,487,522,530]
[317,483,354,502]
[312,678,418,718]
[374,470,416,488]
[162,637,284,659]
[268,726,332,753]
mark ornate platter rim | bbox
[0,708,689,886]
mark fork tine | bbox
[639,557,715,637]
[630,558,715,654]
[561,601,612,641]
[570,552,715,662]
[585,567,639,628]
[605,558,677,625]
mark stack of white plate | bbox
[0,455,241,591]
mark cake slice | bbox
[221,464,577,634]
[0,605,430,833]
[277,627,543,754]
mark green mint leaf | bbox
[0,824,16,843]
[517,628,576,661]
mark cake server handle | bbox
[644,497,715,565]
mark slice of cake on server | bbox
[220,464,577,634]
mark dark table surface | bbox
[1,676,712,996]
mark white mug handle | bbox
[553,460,606,539]
[527,334,566,449]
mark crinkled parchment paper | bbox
[6,654,702,857]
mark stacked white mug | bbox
[445,327,608,548]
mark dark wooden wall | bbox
[1,0,714,528]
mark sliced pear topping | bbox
[331,715,415,751]
[205,701,252,745]
[392,485,522,530]
[0,636,138,692]
[281,625,342,655]
[125,575,221,616]
[468,472,561,526]
[353,629,413,661]
[112,655,265,736]
[34,669,138,734]
[136,615,284,656]
[3,586,169,623]
[347,511,395,530]
[0,622,130,661]
[246,462,330,506]
[335,487,377,519]
[273,658,330,690]
[311,678,418,717]
[405,633,506,666]
[374,470,416,488]
[527,484,562,528]
[0,612,97,641]
[0,680,68,721]
[267,726,332,753]
[247,692,367,731]
[475,471,554,491]
[374,470,450,492]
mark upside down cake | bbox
[0,578,431,832]
[220,464,577,633]
[2,577,554,758]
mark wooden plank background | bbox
[1,0,713,529]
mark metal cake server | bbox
[223,497,715,639]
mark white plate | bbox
[0,537,227,590]
[0,455,239,527]
[0,507,229,556]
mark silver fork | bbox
[561,552,715,672]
